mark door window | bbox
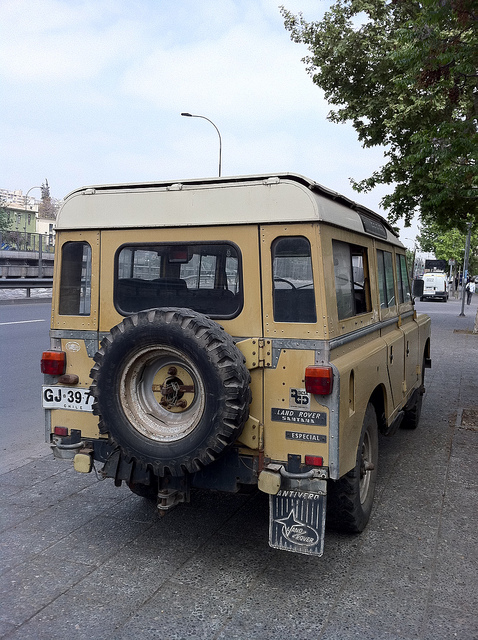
[377,250,396,308]
[272,237,316,323]
[333,241,371,319]
[396,254,412,304]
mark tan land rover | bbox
[41,173,431,556]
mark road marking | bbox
[0,319,46,326]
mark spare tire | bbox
[90,308,251,477]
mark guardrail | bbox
[0,278,53,298]
[0,231,55,254]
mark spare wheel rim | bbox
[119,345,206,442]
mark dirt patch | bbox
[453,329,478,335]
[461,408,478,430]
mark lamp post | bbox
[405,237,417,280]
[459,222,472,317]
[181,113,222,177]
[24,186,42,272]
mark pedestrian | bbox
[466,279,475,305]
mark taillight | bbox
[305,365,333,395]
[41,351,66,376]
[305,455,324,467]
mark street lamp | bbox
[24,186,42,272]
[459,222,472,317]
[405,237,417,280]
[181,112,222,177]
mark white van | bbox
[421,272,448,302]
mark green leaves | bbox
[281,0,477,229]
[417,219,478,273]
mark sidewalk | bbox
[1,298,477,640]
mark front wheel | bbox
[327,403,378,533]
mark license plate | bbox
[269,490,327,556]
[42,386,94,412]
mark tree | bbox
[38,179,59,221]
[0,194,10,233]
[281,0,477,229]
[417,220,478,273]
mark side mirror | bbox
[412,278,424,299]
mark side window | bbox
[396,254,411,304]
[272,236,316,323]
[377,249,396,308]
[115,243,242,318]
[59,242,92,315]
[333,240,371,319]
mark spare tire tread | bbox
[90,307,251,477]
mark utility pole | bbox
[459,222,472,317]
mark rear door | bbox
[99,225,265,452]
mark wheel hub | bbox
[152,366,195,412]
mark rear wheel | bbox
[327,403,378,533]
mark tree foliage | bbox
[38,179,59,220]
[417,220,478,272]
[281,0,477,229]
[0,195,10,232]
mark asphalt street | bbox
[0,302,51,462]
[0,297,477,640]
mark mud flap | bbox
[269,489,327,556]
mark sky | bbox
[0,0,420,247]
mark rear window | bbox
[115,242,242,318]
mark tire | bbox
[401,356,426,430]
[327,403,378,533]
[90,308,251,477]
[402,396,422,429]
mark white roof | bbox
[56,173,402,245]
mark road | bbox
[0,297,477,639]
[0,302,52,467]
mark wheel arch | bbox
[369,384,388,434]
[424,337,431,365]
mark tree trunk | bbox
[474,308,478,334]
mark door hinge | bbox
[236,338,272,369]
